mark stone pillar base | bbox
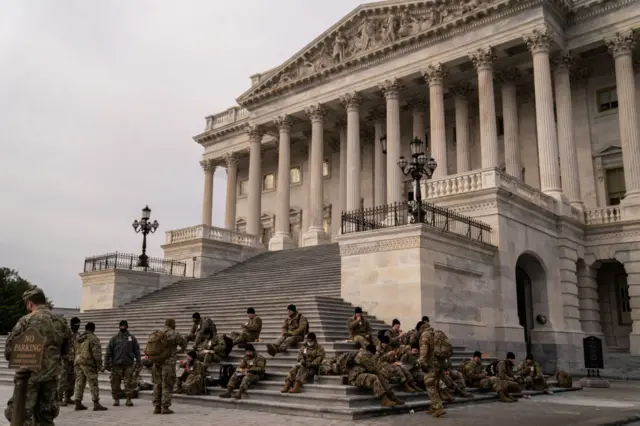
[578,377,611,388]
[620,193,640,220]
[268,234,296,251]
[629,332,640,355]
[302,229,330,247]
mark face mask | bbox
[306,341,313,347]
[246,352,253,358]
[120,328,127,333]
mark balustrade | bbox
[165,224,262,247]
[584,206,622,225]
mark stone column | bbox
[372,113,387,206]
[524,27,563,200]
[553,53,584,210]
[498,68,522,180]
[246,125,264,236]
[269,115,295,250]
[606,31,640,216]
[625,250,640,355]
[379,78,403,204]
[200,159,215,226]
[577,262,603,335]
[341,92,362,212]
[451,83,472,173]
[410,99,426,139]
[423,64,448,177]
[469,47,500,169]
[302,104,330,246]
[338,121,347,215]
[223,153,238,230]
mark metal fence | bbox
[83,252,187,276]
[341,201,492,243]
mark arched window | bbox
[263,173,275,191]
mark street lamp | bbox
[380,134,387,155]
[132,205,159,268]
[397,136,438,222]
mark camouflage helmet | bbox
[22,286,46,303]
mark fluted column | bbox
[423,64,448,177]
[341,92,362,212]
[577,262,603,335]
[379,78,403,204]
[498,68,522,180]
[525,27,563,200]
[469,47,500,169]
[246,125,265,236]
[410,99,426,139]
[372,112,387,206]
[302,104,329,246]
[223,153,238,230]
[451,83,472,173]
[269,115,295,250]
[606,31,640,213]
[200,159,215,226]
[338,121,347,216]
[553,53,584,210]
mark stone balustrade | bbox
[585,206,622,225]
[205,106,249,131]
[165,224,262,247]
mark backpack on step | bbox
[432,330,453,359]
[222,335,234,357]
[145,329,169,363]
[218,364,236,388]
[485,360,499,377]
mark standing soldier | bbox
[74,322,108,411]
[419,321,453,418]
[59,316,80,406]
[230,307,263,347]
[266,305,308,356]
[347,307,376,348]
[105,320,141,407]
[280,332,325,394]
[3,286,71,425]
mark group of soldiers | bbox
[4,287,573,424]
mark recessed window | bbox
[239,180,249,196]
[597,87,619,112]
[323,217,330,234]
[606,167,626,206]
[323,159,330,177]
[290,166,301,185]
[263,173,275,191]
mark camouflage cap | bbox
[22,286,45,302]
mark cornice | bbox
[193,122,249,146]
[568,0,639,25]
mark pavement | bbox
[1,382,640,426]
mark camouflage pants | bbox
[272,334,303,353]
[349,373,386,398]
[503,379,521,393]
[4,379,59,426]
[380,363,413,384]
[522,375,548,391]
[110,365,136,400]
[425,359,446,411]
[58,360,75,400]
[409,369,425,386]
[230,331,257,344]
[471,377,505,393]
[352,335,379,349]
[227,373,260,392]
[74,364,100,402]
[199,352,222,369]
[152,362,176,408]
[285,364,318,385]
[319,359,339,376]
[442,370,467,394]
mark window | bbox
[290,167,301,185]
[597,87,618,112]
[260,227,272,244]
[323,159,330,177]
[262,173,275,191]
[239,180,249,196]
[323,217,330,234]
[497,116,504,137]
[605,167,626,206]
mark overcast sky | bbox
[0,0,364,307]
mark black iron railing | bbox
[341,201,492,243]
[83,252,187,276]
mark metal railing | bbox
[341,201,492,243]
[83,252,187,276]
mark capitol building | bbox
[158,0,640,371]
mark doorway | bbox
[516,266,534,355]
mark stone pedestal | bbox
[578,376,611,388]
[269,234,296,251]
[302,230,331,247]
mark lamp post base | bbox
[137,254,149,268]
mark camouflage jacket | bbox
[297,342,325,367]
[241,316,263,340]
[384,328,404,348]
[347,349,379,382]
[347,316,372,339]
[373,345,396,367]
[162,326,188,365]
[418,324,434,365]
[461,359,486,385]
[333,351,358,375]
[4,306,70,383]
[239,353,266,375]
[399,351,421,373]
[516,360,543,380]
[282,312,307,337]
[62,330,79,363]
[201,334,226,356]
[497,360,517,381]
[190,317,217,339]
[74,331,103,370]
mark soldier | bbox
[347,307,376,348]
[74,322,108,411]
[385,319,405,348]
[280,332,325,394]
[198,328,227,370]
[58,316,80,406]
[150,318,187,415]
[516,354,552,394]
[105,320,141,407]
[419,321,452,418]
[399,342,425,389]
[266,304,308,356]
[187,312,217,351]
[348,345,404,407]
[462,351,514,402]
[375,335,419,392]
[403,320,424,347]
[495,352,522,394]
[176,351,206,395]
[219,344,266,399]
[441,357,473,398]
[3,286,71,426]
[230,307,263,347]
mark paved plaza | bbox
[2,383,640,426]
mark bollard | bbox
[11,368,32,426]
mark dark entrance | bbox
[516,266,534,355]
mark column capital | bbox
[340,91,362,111]
[223,152,238,168]
[469,47,496,71]
[421,63,447,86]
[605,30,637,58]
[200,159,216,173]
[496,67,521,84]
[450,82,473,99]
[551,51,574,74]
[379,77,402,100]
[274,114,293,132]
[245,124,265,142]
[304,103,326,122]
[524,25,553,54]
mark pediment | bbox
[595,145,622,157]
[237,0,495,107]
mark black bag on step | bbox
[223,335,234,357]
[218,364,236,388]
[485,360,499,377]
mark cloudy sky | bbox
[0,0,364,307]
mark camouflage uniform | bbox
[105,330,141,402]
[461,359,507,394]
[230,315,262,344]
[373,344,415,388]
[268,312,308,354]
[347,349,400,406]
[188,317,217,350]
[399,349,425,385]
[319,352,351,376]
[384,328,405,349]
[418,324,447,415]
[198,334,226,369]
[58,325,78,403]
[516,360,548,391]
[347,315,375,348]
[152,319,187,411]
[3,288,71,426]
[223,351,266,397]
[497,359,521,393]
[282,342,325,391]
[176,360,206,395]
[74,330,104,403]
[441,358,471,397]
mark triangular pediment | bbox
[237,0,489,107]
[595,145,622,157]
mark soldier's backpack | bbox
[145,329,169,363]
[432,330,453,359]
[218,364,236,388]
[336,351,358,374]
[556,370,573,388]
[485,360,499,377]
[222,335,234,357]
[377,329,387,340]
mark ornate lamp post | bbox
[132,205,159,268]
[380,134,387,154]
[397,137,437,222]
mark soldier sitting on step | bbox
[384,319,405,349]
[461,351,514,403]
[266,304,308,356]
[219,344,266,399]
[494,352,522,394]
[187,312,217,351]
[441,357,473,399]
[281,332,325,394]
[347,307,377,348]
[399,342,426,389]
[516,354,553,394]
[374,335,420,393]
[230,307,263,347]
[348,345,405,407]
[198,328,227,370]
[175,351,206,395]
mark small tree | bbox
[0,268,54,334]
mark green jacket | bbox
[74,331,103,370]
